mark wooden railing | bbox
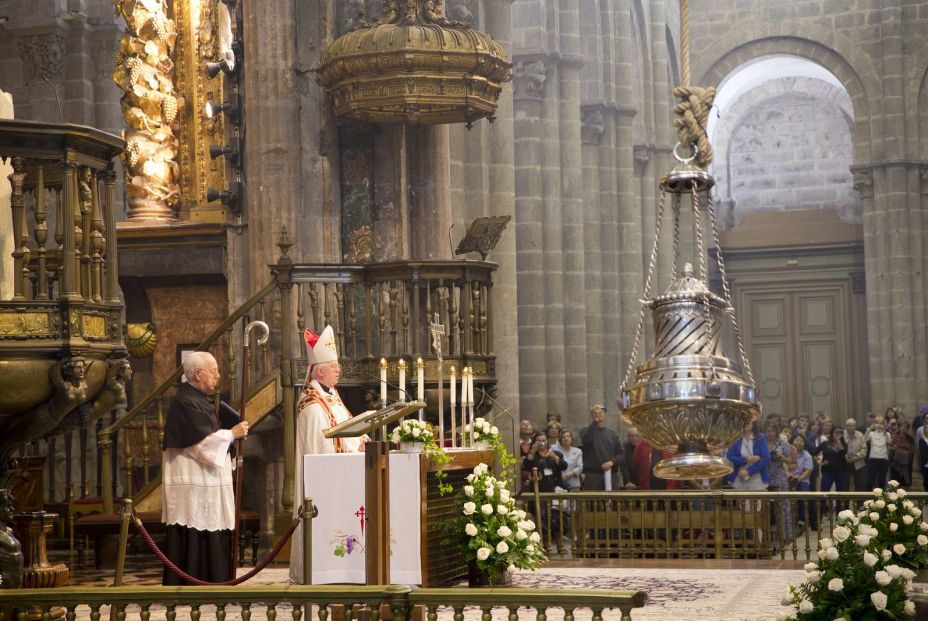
[0,584,648,621]
[527,490,928,562]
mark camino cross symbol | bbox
[355,505,366,536]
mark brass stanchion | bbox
[302,497,315,585]
[113,498,132,586]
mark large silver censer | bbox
[621,263,759,480]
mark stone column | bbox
[15,33,67,123]
[408,125,450,260]
[483,0,520,420]
[581,105,605,405]
[513,57,548,417]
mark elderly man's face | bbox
[194,356,221,393]
[520,419,534,436]
[845,420,857,433]
[591,405,606,426]
[627,428,641,445]
[316,361,341,387]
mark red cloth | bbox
[632,441,683,490]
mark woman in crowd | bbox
[889,417,915,487]
[813,426,850,492]
[866,415,892,489]
[545,422,562,453]
[522,431,566,492]
[765,421,795,545]
[805,419,822,491]
[725,420,770,490]
[789,434,815,530]
[558,429,583,491]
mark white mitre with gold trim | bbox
[304,325,338,368]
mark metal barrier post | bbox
[114,498,132,586]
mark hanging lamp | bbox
[619,0,760,480]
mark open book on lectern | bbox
[323,400,427,439]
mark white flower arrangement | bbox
[463,417,501,444]
[451,463,547,585]
[781,480,927,620]
[391,418,435,444]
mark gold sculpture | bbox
[318,0,511,125]
[124,322,157,358]
[114,0,181,221]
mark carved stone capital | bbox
[581,106,606,145]
[513,60,547,100]
[633,144,651,176]
[16,34,66,83]
[851,167,873,199]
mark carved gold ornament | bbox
[318,0,511,125]
[124,322,158,358]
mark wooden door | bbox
[738,282,851,420]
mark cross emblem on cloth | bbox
[355,505,366,535]
[429,313,445,357]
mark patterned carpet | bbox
[55,558,803,621]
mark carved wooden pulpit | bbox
[324,401,425,585]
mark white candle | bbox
[416,358,424,401]
[380,358,388,403]
[450,366,457,405]
[460,366,468,407]
[468,367,475,405]
[398,358,407,401]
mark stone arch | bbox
[693,27,878,165]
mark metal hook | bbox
[672,141,698,164]
[244,320,270,347]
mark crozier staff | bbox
[290,325,368,583]
[161,351,249,585]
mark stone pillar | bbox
[14,33,67,123]
[513,57,548,418]
[408,125,450,260]
[484,0,520,422]
[580,105,605,406]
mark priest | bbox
[290,325,366,583]
[161,351,249,585]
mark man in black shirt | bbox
[579,404,624,490]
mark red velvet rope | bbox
[132,512,302,586]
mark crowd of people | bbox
[519,405,928,495]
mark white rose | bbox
[804,562,818,572]
[481,504,494,515]
[466,473,476,482]
[889,492,899,501]
[882,549,892,561]
[818,550,827,560]
[827,578,843,592]
[859,524,874,536]
[464,485,475,497]
[832,526,850,542]
[890,523,899,532]
[499,490,510,502]
[497,525,512,537]
[894,543,907,555]
[524,520,536,531]
[870,512,881,521]
[898,488,907,498]
[855,535,871,548]
[412,427,421,438]
[826,546,840,560]
[496,541,509,554]
[871,591,888,611]
[874,488,883,495]
[516,529,528,540]
[819,538,834,550]
[875,500,886,509]
[838,509,855,520]
[463,502,476,515]
[905,600,916,616]
[476,547,491,561]
[865,500,874,508]
[497,505,508,515]
[886,565,903,578]
[507,564,516,573]
[922,522,928,531]
[474,463,488,476]
[889,480,899,488]
[914,507,923,517]
[918,535,928,546]
[515,509,526,520]
[780,592,793,606]
[804,571,821,584]
[863,551,878,566]
[799,600,813,614]
[902,568,916,581]
[888,504,897,512]
[465,523,478,537]
[490,426,499,435]
[526,544,535,553]
[904,515,914,525]
[858,510,869,518]
[529,532,541,543]
[875,571,892,586]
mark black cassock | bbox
[161,382,239,585]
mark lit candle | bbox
[450,366,457,406]
[380,358,388,404]
[416,357,425,422]
[398,358,407,401]
[468,367,475,405]
[460,366,468,407]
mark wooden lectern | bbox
[324,401,425,585]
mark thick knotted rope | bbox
[673,85,716,168]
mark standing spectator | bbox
[579,404,624,490]
[859,412,878,434]
[765,421,794,545]
[813,427,849,492]
[632,440,683,490]
[558,430,583,491]
[918,417,928,492]
[843,418,868,491]
[787,417,799,437]
[523,431,566,492]
[789,435,815,530]
[889,418,915,487]
[545,421,562,453]
[621,427,642,489]
[725,420,770,490]
[865,417,891,489]
[805,420,822,491]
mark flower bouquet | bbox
[781,480,927,620]
[461,417,518,480]
[391,418,435,450]
[452,463,547,585]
